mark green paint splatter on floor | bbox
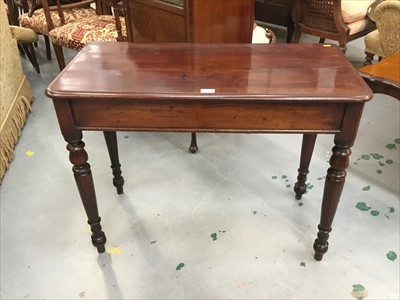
[306,184,314,189]
[286,184,291,188]
[370,210,380,216]
[361,154,370,160]
[150,240,157,244]
[386,143,396,150]
[351,284,368,300]
[272,175,278,179]
[356,202,371,211]
[317,177,324,180]
[298,202,303,207]
[389,207,395,213]
[385,159,394,164]
[282,175,287,179]
[376,170,382,174]
[124,136,129,139]
[370,153,383,160]
[362,185,371,191]
[386,251,397,261]
[395,138,400,144]
[300,262,306,267]
[210,233,217,241]
[176,262,185,270]
[378,161,385,166]
[253,211,257,214]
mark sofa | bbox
[364,0,400,65]
[0,1,34,182]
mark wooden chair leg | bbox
[52,43,66,70]
[44,35,51,60]
[318,38,325,43]
[291,30,301,43]
[21,43,40,73]
[363,52,375,66]
[189,132,198,153]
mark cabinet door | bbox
[185,0,254,43]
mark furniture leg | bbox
[313,103,364,261]
[189,132,198,153]
[103,131,124,194]
[21,43,40,73]
[53,43,65,70]
[363,52,375,66]
[44,35,51,60]
[67,139,106,253]
[294,133,317,200]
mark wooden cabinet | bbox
[129,0,254,43]
[254,0,295,42]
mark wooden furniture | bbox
[46,42,372,261]
[359,53,400,100]
[254,0,295,42]
[292,0,376,53]
[41,0,132,70]
[129,0,254,43]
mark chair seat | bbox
[19,7,97,35]
[48,15,126,51]
[347,17,376,35]
[341,0,375,23]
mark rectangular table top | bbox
[46,42,372,102]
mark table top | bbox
[359,53,400,84]
[46,42,372,102]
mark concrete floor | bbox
[1,26,399,300]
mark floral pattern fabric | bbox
[49,15,126,51]
[19,7,97,35]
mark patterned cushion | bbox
[48,15,126,51]
[19,7,97,35]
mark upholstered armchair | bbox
[292,0,377,53]
[1,1,34,181]
[364,0,400,65]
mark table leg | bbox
[103,131,124,194]
[313,103,364,260]
[189,132,198,153]
[294,133,317,200]
[67,139,106,253]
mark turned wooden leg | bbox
[103,131,124,194]
[294,134,317,200]
[364,52,374,66]
[339,43,347,54]
[67,140,106,253]
[189,132,198,153]
[318,38,325,44]
[314,143,350,260]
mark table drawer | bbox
[70,99,345,133]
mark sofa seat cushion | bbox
[347,17,376,34]
[49,15,126,51]
[342,0,375,23]
[19,7,97,35]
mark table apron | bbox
[69,99,346,133]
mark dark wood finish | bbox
[359,54,400,100]
[185,0,254,43]
[46,43,372,260]
[129,0,254,43]
[254,0,295,43]
[129,0,187,42]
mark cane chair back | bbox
[292,0,377,53]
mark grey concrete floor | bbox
[1,26,399,300]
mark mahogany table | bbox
[46,43,372,260]
[359,53,400,100]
